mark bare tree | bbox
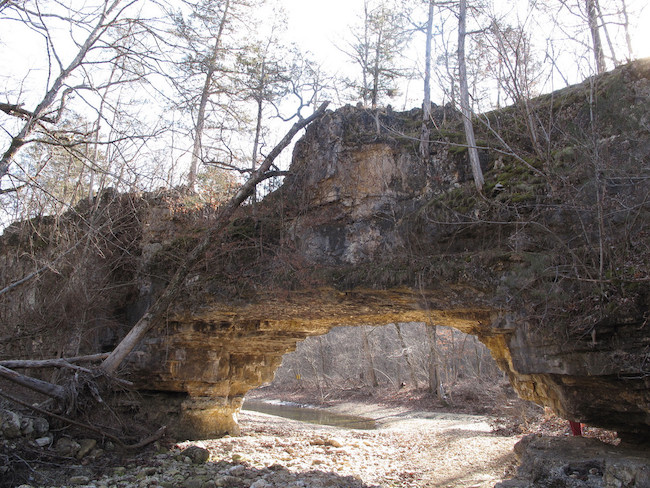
[237,21,296,198]
[457,0,484,191]
[361,325,379,387]
[395,323,417,386]
[547,0,641,74]
[170,0,239,190]
[586,0,606,74]
[343,0,412,109]
[483,18,548,158]
[619,0,634,60]
[426,324,444,399]
[0,0,138,182]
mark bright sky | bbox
[283,0,358,64]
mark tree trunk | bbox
[100,102,329,375]
[619,0,634,60]
[361,0,371,106]
[188,0,231,190]
[318,336,329,384]
[595,0,618,66]
[586,0,606,74]
[361,326,379,388]
[419,0,434,159]
[474,341,482,377]
[371,25,382,110]
[457,0,484,192]
[426,324,442,399]
[250,94,264,204]
[395,324,417,387]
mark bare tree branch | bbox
[0,0,133,181]
[0,103,58,123]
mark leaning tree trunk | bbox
[100,102,330,375]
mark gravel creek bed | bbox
[14,405,520,488]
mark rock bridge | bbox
[1,61,649,441]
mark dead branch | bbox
[0,102,57,124]
[0,387,166,450]
[0,359,93,374]
[0,365,66,400]
[100,101,330,375]
[60,353,111,363]
[0,184,26,194]
[0,353,109,369]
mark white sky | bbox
[283,0,357,63]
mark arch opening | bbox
[245,322,523,423]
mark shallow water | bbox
[242,400,376,430]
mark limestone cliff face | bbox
[1,60,649,440]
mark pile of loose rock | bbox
[48,445,370,488]
[1,408,104,460]
[0,407,118,488]
[6,443,369,488]
[495,435,650,488]
[1,408,51,446]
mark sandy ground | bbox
[182,401,521,488]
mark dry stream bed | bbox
[15,401,521,488]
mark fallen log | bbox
[1,353,110,371]
[0,354,132,387]
[0,364,66,400]
[0,359,93,373]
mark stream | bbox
[241,399,376,430]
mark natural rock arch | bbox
[1,60,649,441]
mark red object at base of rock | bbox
[569,421,582,436]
